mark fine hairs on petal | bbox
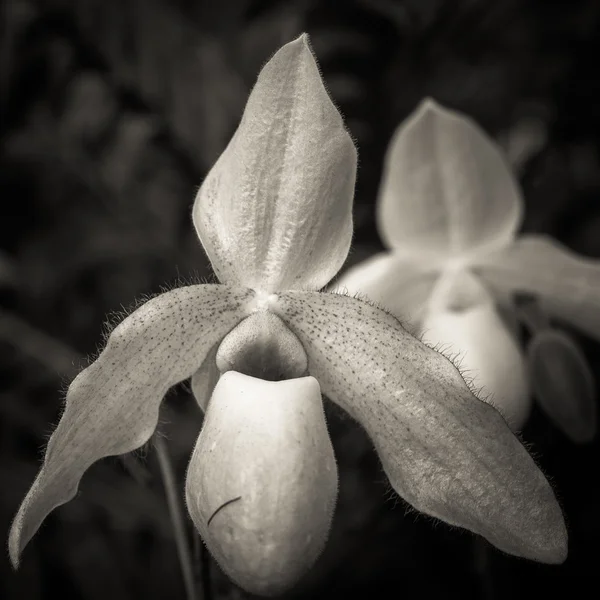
[193,33,357,292]
[333,252,441,333]
[421,303,531,430]
[419,270,531,430]
[9,285,253,566]
[273,290,567,563]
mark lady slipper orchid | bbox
[9,37,568,596]
[337,98,600,431]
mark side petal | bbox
[332,252,440,334]
[186,372,337,596]
[273,291,567,563]
[378,98,523,260]
[527,329,597,444]
[9,285,253,566]
[193,34,357,292]
[474,234,600,340]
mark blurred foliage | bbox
[1,0,600,598]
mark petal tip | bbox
[548,539,569,565]
[8,516,24,570]
[416,96,443,115]
[531,519,568,565]
[411,97,471,130]
[272,31,314,71]
[507,482,569,565]
[293,31,310,46]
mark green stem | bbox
[154,435,201,600]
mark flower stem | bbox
[194,531,213,600]
[472,536,495,600]
[154,435,201,600]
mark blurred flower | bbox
[10,40,567,596]
[337,98,600,432]
[516,294,597,443]
[528,327,596,443]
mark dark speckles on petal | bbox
[9,284,252,567]
[273,290,567,565]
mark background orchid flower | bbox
[517,294,597,443]
[9,38,567,596]
[337,98,600,433]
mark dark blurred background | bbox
[1,0,599,598]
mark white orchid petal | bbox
[274,291,567,563]
[475,234,600,340]
[9,285,253,566]
[186,372,337,596]
[333,252,439,333]
[420,272,531,430]
[193,34,357,292]
[378,99,523,259]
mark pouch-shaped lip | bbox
[185,371,338,596]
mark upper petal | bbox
[9,285,252,566]
[377,99,523,260]
[193,34,357,292]
[474,234,600,340]
[185,371,337,596]
[332,251,440,334]
[273,291,567,563]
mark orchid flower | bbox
[9,38,567,596]
[337,98,600,433]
